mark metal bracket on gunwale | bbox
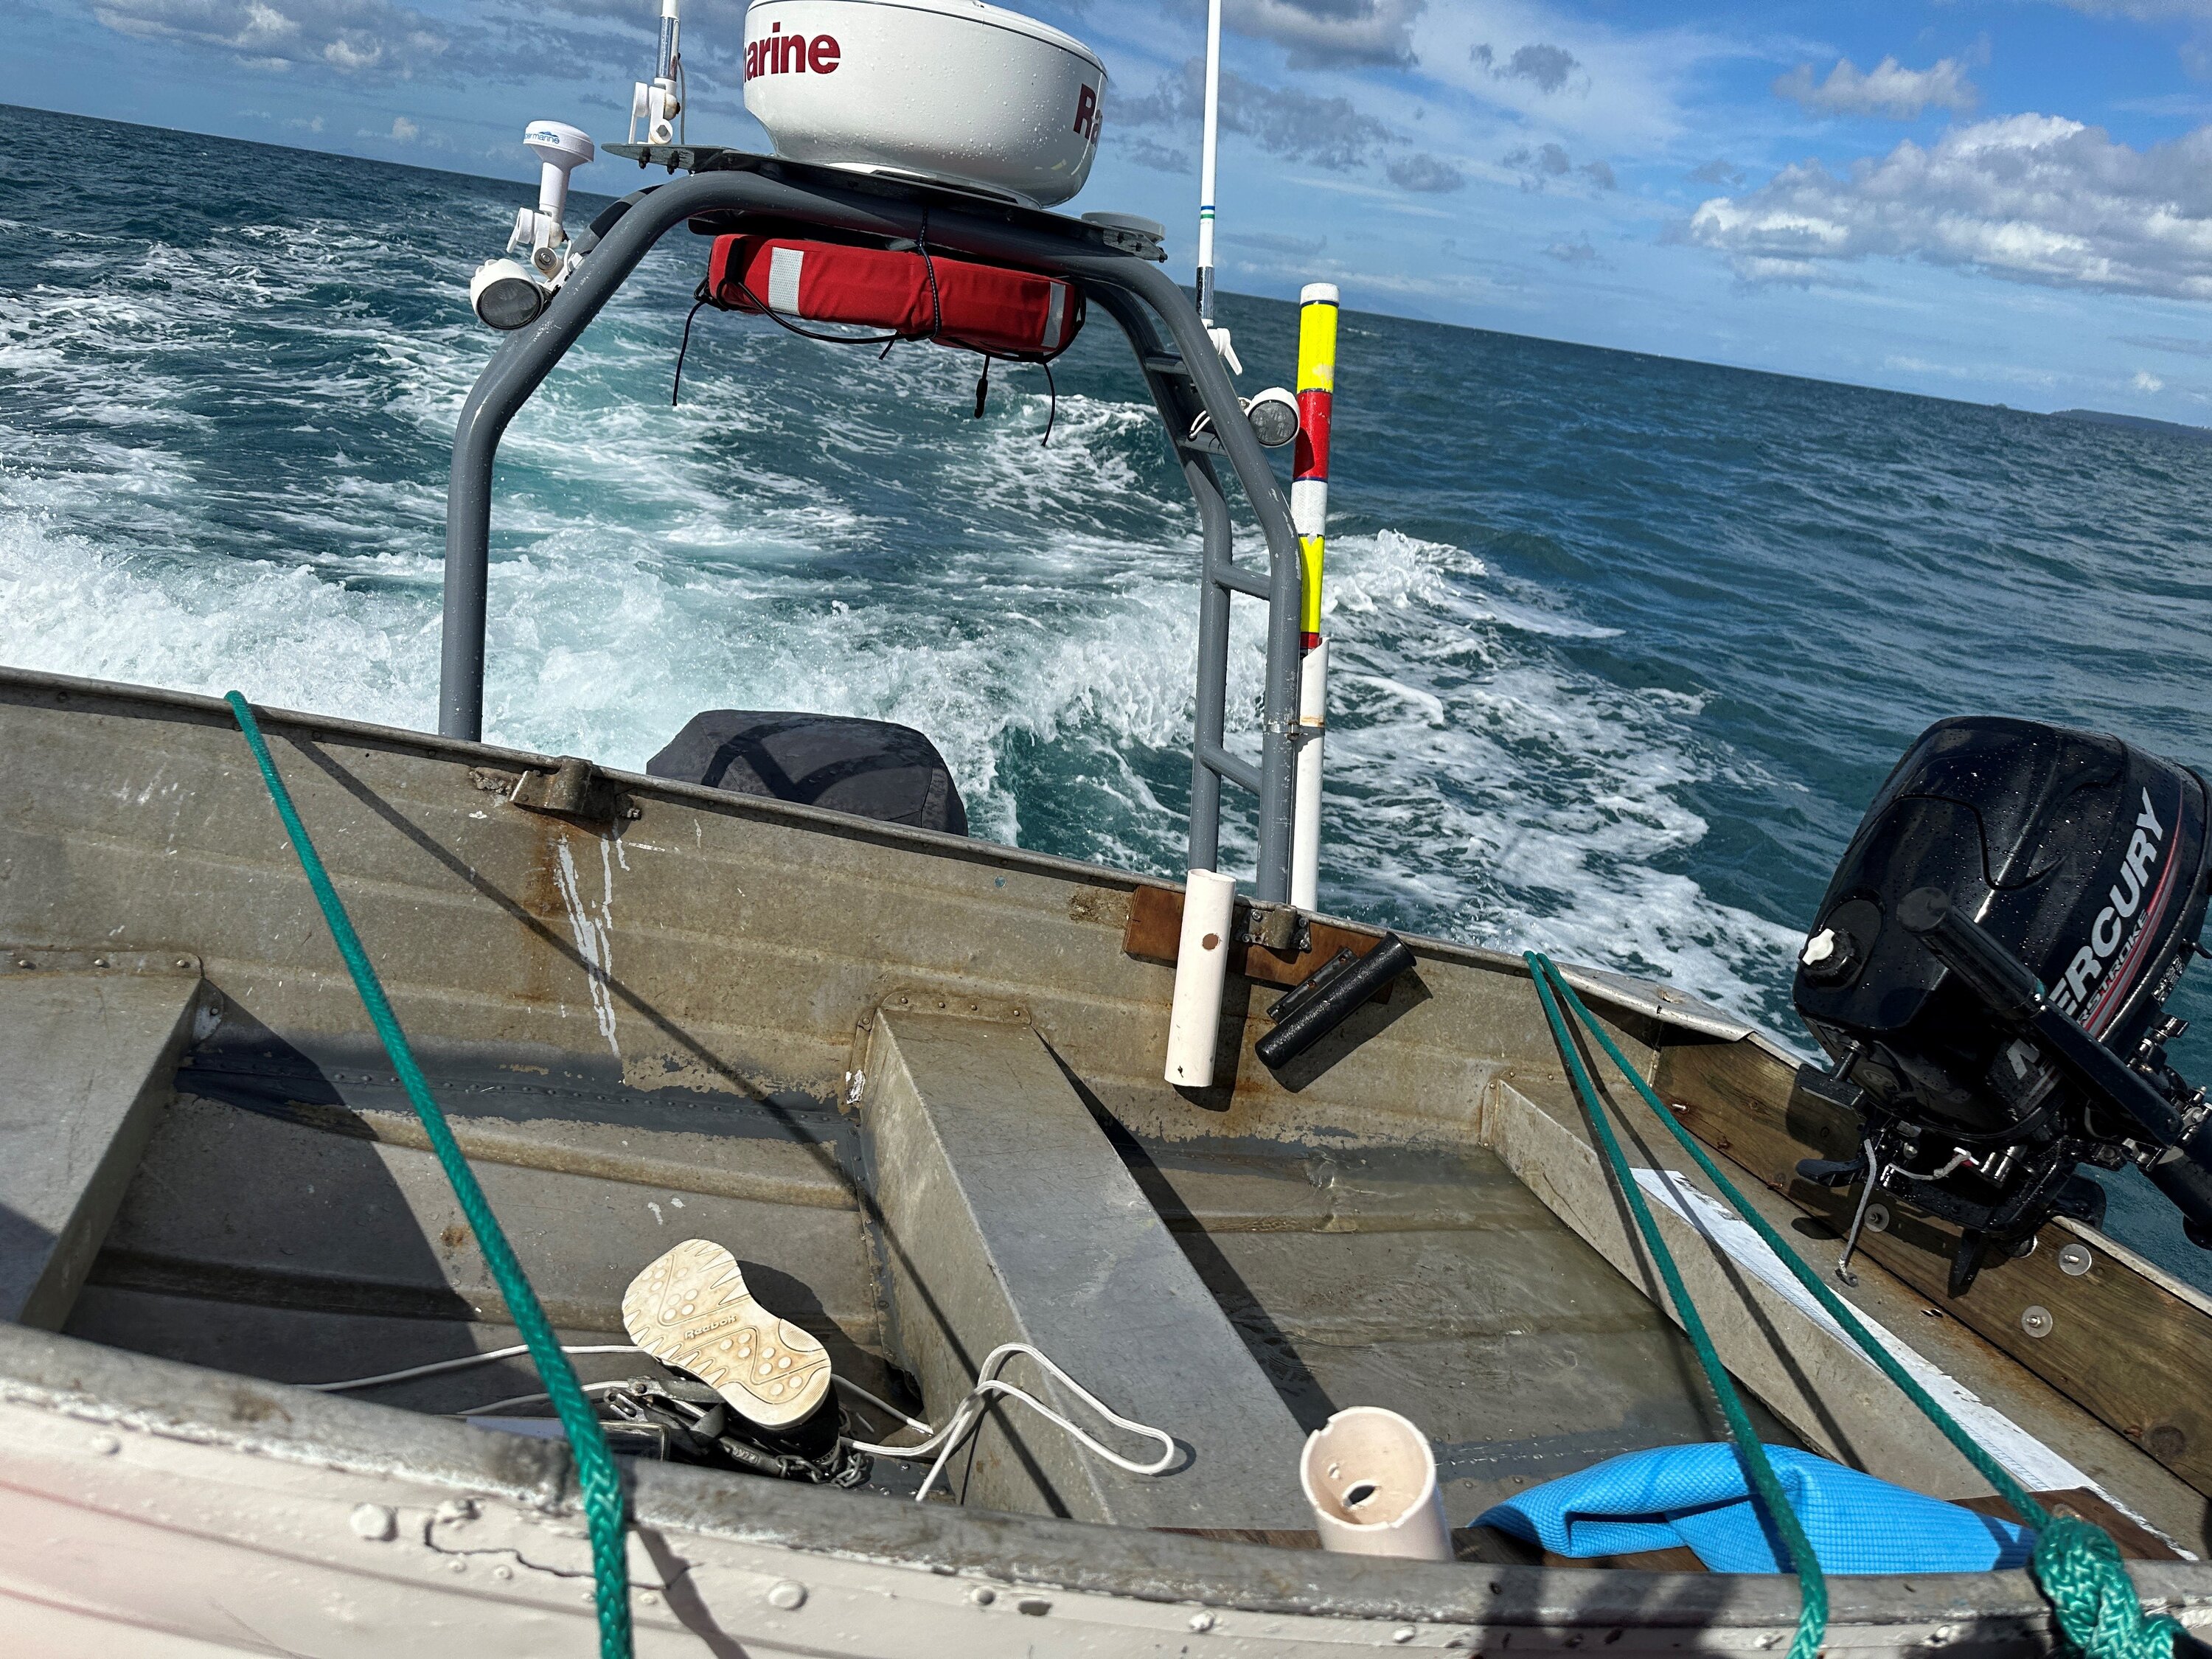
[471,760,639,823]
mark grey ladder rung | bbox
[1141,352,1193,378]
[1211,561,1269,600]
[1200,742,1262,796]
[0,961,204,1327]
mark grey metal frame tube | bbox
[1084,285,1259,889]
[442,159,1304,901]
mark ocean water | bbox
[7,106,2212,1276]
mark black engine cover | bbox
[1797,717,2212,1133]
[648,709,968,836]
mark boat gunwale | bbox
[15,664,2212,1639]
[0,664,1753,1046]
[4,1318,2197,1637]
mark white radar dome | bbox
[742,0,1106,208]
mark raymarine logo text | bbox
[748,23,840,77]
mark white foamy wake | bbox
[1281,527,1802,1023]
[0,195,1803,1034]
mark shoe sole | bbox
[621,1239,832,1430]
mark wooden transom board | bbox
[1120,883,1387,990]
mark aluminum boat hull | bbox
[1,666,2208,1655]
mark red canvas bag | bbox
[706,234,1082,358]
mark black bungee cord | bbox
[670,290,709,406]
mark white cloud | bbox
[1883,352,2059,389]
[539,0,747,87]
[88,0,664,87]
[1471,41,1582,94]
[2038,1,2212,76]
[2050,1,2212,16]
[1503,140,1614,192]
[390,114,417,141]
[1116,58,1462,191]
[1224,0,1425,68]
[2136,369,2167,390]
[1773,55,1978,120]
[91,0,459,77]
[1386,151,1466,192]
[1687,114,2212,301]
[1119,60,1391,170]
[1407,4,1745,153]
[1725,255,1829,288]
[2119,333,2212,354]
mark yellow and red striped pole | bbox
[1290,282,1338,912]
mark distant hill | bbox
[2048,408,2212,444]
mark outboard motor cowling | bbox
[1794,716,2212,1294]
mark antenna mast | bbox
[631,0,684,145]
[1196,0,1222,328]
[1194,0,1241,370]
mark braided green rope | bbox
[1530,951,2183,1659]
[1524,954,1829,1659]
[226,693,632,1659]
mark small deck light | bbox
[1243,386,1300,448]
[470,259,547,330]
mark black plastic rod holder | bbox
[1267,947,1355,1027]
[1255,933,1416,1070]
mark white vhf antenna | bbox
[630,0,684,145]
[1195,0,1239,374]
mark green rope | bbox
[1528,951,2184,1659]
[226,693,632,1659]
[1523,953,1828,1659]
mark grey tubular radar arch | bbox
[439,160,1304,901]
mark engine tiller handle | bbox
[1894,886,2042,1023]
[1901,886,2211,1168]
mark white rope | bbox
[832,1377,933,1437]
[316,1337,1174,1502]
[303,1344,641,1392]
[843,1343,1177,1503]
[458,1380,634,1417]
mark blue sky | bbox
[12,0,2212,414]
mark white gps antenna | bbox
[630,0,684,146]
[475,119,594,330]
[507,120,595,277]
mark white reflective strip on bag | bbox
[768,246,805,315]
[1043,280,1065,349]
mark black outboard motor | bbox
[1793,716,2212,1295]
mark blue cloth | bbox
[1474,1444,2034,1575]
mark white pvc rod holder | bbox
[1164,868,1238,1086]
[1290,639,1327,912]
[1300,1406,1452,1561]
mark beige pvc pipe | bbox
[1164,868,1237,1086]
[1299,1406,1452,1561]
[1290,639,1327,912]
